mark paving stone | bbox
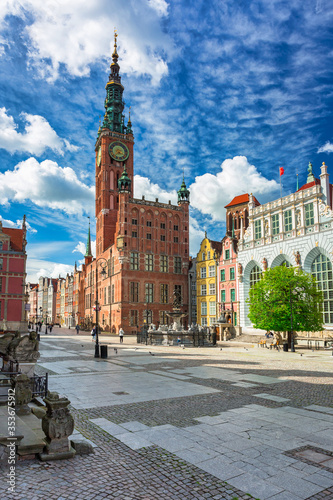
[6,334,333,500]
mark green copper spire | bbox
[85,219,92,257]
[127,107,133,135]
[177,173,190,204]
[102,30,130,135]
[307,162,315,183]
[118,164,131,192]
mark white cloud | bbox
[0,215,37,233]
[318,142,333,153]
[189,156,279,221]
[1,0,173,85]
[147,0,169,17]
[26,258,74,283]
[0,108,76,155]
[0,157,94,215]
[189,216,205,256]
[134,174,178,204]
[73,239,96,258]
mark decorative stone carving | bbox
[0,331,39,364]
[244,225,252,240]
[262,258,268,271]
[172,289,182,309]
[238,263,243,276]
[12,374,32,415]
[296,210,301,228]
[39,391,75,461]
[319,201,333,219]
[264,219,269,236]
[294,251,301,266]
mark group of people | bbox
[91,326,124,343]
[29,322,53,334]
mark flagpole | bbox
[279,166,282,198]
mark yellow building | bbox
[196,234,221,327]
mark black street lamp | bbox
[94,258,107,358]
[290,288,295,352]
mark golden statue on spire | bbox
[112,28,118,62]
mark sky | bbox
[0,0,333,282]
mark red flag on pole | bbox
[279,167,285,176]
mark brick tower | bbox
[95,31,134,256]
[81,32,190,336]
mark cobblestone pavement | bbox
[1,327,333,500]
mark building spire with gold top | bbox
[102,29,126,133]
[127,106,133,135]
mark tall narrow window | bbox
[254,220,262,240]
[145,283,154,303]
[160,284,168,303]
[311,253,333,324]
[209,302,216,316]
[272,214,279,235]
[220,269,225,281]
[160,255,168,272]
[305,203,314,226]
[174,257,182,274]
[130,252,139,270]
[145,254,153,271]
[230,268,235,280]
[130,310,138,326]
[130,282,139,302]
[250,265,262,287]
[200,267,206,278]
[284,210,292,231]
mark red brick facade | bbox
[80,43,190,335]
[0,220,28,331]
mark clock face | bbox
[109,141,129,162]
[97,146,101,166]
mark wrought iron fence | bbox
[31,373,48,398]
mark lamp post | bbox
[290,288,295,352]
[35,291,38,334]
[94,258,107,358]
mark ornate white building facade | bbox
[238,162,333,334]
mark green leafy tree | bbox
[247,266,323,344]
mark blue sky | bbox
[0,0,333,281]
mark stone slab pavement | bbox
[1,328,333,499]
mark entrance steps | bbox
[0,404,45,458]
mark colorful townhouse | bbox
[196,234,221,327]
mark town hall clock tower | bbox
[95,31,134,257]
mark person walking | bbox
[119,327,124,343]
[75,324,80,335]
[91,326,96,342]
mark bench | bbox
[258,339,267,348]
[270,340,280,350]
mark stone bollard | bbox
[39,391,76,461]
[12,374,32,415]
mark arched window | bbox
[250,265,262,288]
[311,253,333,324]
